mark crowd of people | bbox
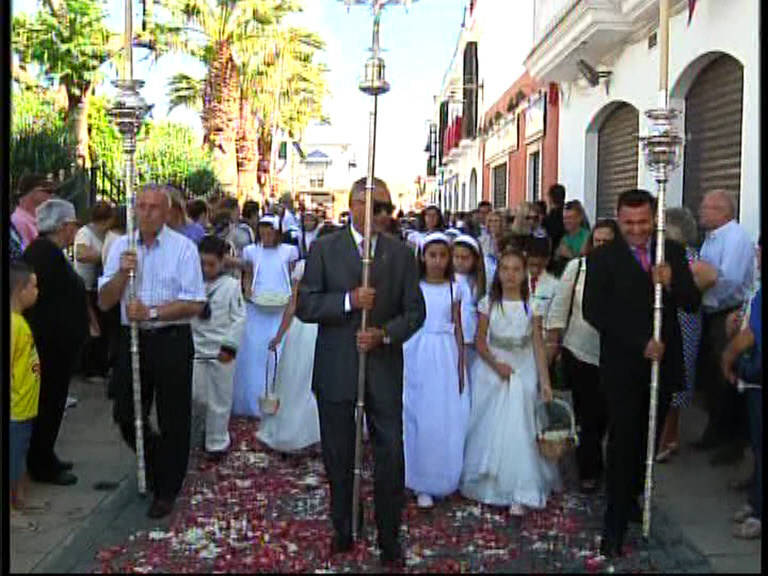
[8,173,762,564]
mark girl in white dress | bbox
[404,232,470,509]
[256,258,321,452]
[452,234,487,401]
[232,215,299,418]
[461,248,559,517]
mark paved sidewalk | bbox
[653,398,761,573]
[9,376,136,574]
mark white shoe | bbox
[733,503,755,523]
[65,396,78,409]
[508,503,525,517]
[416,493,434,508]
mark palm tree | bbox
[163,0,327,200]
[12,0,119,168]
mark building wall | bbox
[542,86,559,202]
[555,0,760,238]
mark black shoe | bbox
[600,537,621,559]
[629,500,643,524]
[34,470,78,486]
[330,535,353,555]
[147,498,174,519]
[710,444,744,467]
[380,542,405,568]
[55,459,74,472]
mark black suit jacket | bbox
[296,226,426,404]
[23,236,89,371]
[582,236,700,396]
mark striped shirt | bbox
[98,225,206,327]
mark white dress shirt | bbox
[699,219,755,313]
[98,225,206,327]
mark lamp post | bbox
[639,0,684,540]
[338,0,416,543]
[111,0,151,495]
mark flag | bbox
[688,0,697,25]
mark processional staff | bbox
[111,0,151,495]
[640,0,684,540]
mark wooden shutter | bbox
[683,54,744,218]
[463,42,479,140]
[493,163,507,208]
[597,103,639,219]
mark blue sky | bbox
[13,0,466,193]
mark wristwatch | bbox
[382,329,391,346]
[148,307,159,321]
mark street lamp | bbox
[110,0,152,496]
[337,0,418,543]
[639,0,684,540]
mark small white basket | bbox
[259,348,280,416]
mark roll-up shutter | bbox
[683,54,743,218]
[596,103,639,219]
[493,163,507,208]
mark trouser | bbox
[112,325,194,501]
[316,389,404,551]
[746,388,762,519]
[192,358,236,453]
[562,348,606,482]
[699,309,746,443]
[80,290,110,377]
[27,354,75,480]
[603,377,670,545]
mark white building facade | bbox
[526,0,760,239]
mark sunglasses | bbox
[373,201,395,215]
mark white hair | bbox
[139,183,176,208]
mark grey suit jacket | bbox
[296,226,426,404]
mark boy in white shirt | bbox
[526,232,561,366]
[192,235,247,458]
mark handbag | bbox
[250,247,292,308]
[259,348,280,415]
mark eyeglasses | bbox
[373,201,395,215]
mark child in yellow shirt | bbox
[10,261,45,530]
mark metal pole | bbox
[112,0,151,497]
[642,0,671,540]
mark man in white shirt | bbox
[99,184,206,519]
[694,189,756,465]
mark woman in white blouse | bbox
[548,219,619,493]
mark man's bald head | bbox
[699,189,736,231]
[137,183,176,237]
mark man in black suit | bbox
[296,177,426,566]
[583,189,700,558]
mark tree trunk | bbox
[203,40,240,196]
[67,88,90,169]
[236,97,259,204]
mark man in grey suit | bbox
[296,177,425,566]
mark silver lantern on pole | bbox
[338,0,416,543]
[639,0,684,540]
[111,0,151,495]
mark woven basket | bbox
[535,399,579,463]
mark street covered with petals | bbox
[94,418,694,573]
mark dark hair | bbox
[478,200,492,210]
[10,260,34,295]
[564,199,591,230]
[16,174,55,198]
[212,210,233,230]
[419,239,454,280]
[585,218,620,253]
[198,234,228,259]
[489,248,529,311]
[548,184,566,207]
[420,206,446,232]
[242,200,260,221]
[90,201,115,224]
[535,201,548,217]
[617,189,656,213]
[524,234,551,259]
[349,177,389,202]
[186,199,208,221]
[499,233,527,254]
[453,240,487,299]
[218,196,239,214]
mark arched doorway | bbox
[469,169,478,208]
[596,103,639,219]
[682,54,744,219]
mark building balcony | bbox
[526,0,684,83]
